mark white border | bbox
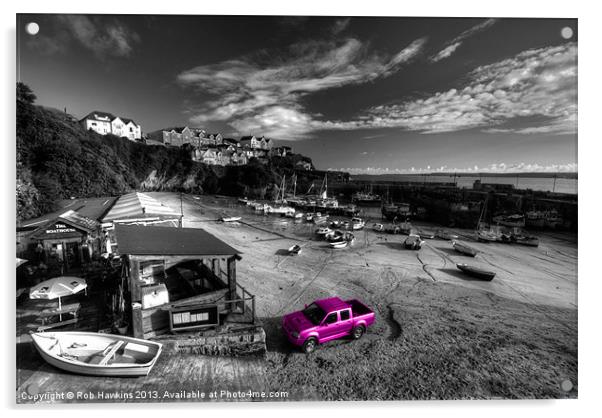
[2,1,599,417]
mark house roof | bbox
[30,210,100,239]
[121,117,139,127]
[240,136,255,141]
[115,224,240,256]
[101,192,180,223]
[81,111,115,123]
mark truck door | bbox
[320,312,340,340]
[338,308,353,334]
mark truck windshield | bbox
[302,303,326,325]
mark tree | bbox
[17,82,36,105]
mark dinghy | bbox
[329,240,349,249]
[452,240,478,257]
[456,263,496,281]
[30,331,162,377]
[435,229,458,240]
[221,216,241,222]
[404,234,425,250]
[288,244,302,255]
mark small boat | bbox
[452,240,478,257]
[398,221,413,235]
[385,225,401,234]
[416,229,435,239]
[435,229,458,240]
[351,217,366,230]
[513,234,540,247]
[313,212,329,224]
[294,212,304,219]
[330,220,342,228]
[288,244,302,255]
[305,213,314,222]
[372,223,384,232]
[404,234,425,250]
[456,263,496,281]
[316,227,333,237]
[327,230,345,242]
[221,216,241,222]
[30,331,162,377]
[492,214,526,228]
[329,240,349,249]
[476,225,501,242]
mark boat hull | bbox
[456,264,496,281]
[31,332,162,377]
[452,241,478,257]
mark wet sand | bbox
[16,192,577,402]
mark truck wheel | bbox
[302,338,318,354]
[352,325,365,340]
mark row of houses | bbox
[80,111,142,141]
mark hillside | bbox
[15,84,337,222]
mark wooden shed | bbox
[114,224,254,339]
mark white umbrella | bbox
[16,258,28,268]
[29,276,87,311]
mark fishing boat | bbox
[313,212,329,224]
[492,214,526,228]
[476,228,501,243]
[416,229,435,239]
[220,216,241,222]
[329,240,349,249]
[404,234,425,250]
[435,229,458,240]
[351,217,366,230]
[352,188,381,205]
[398,220,413,235]
[452,240,478,257]
[372,223,384,232]
[288,244,302,255]
[30,331,162,377]
[316,226,333,237]
[456,263,496,281]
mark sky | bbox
[17,14,577,174]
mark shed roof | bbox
[115,224,240,256]
[101,192,180,223]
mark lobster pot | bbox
[141,284,169,309]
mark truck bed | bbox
[346,299,373,317]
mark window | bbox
[324,312,338,325]
[340,310,350,321]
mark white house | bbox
[80,111,142,141]
[122,118,142,141]
[111,117,126,137]
[81,111,113,135]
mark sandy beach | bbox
[157,192,577,400]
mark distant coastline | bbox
[351,172,578,181]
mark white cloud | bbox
[333,162,578,175]
[430,19,497,63]
[177,37,427,139]
[323,42,577,136]
[56,15,139,58]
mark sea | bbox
[360,175,578,195]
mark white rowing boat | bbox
[30,331,162,377]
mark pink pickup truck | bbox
[282,297,376,353]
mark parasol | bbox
[29,276,87,311]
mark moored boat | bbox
[351,217,366,230]
[435,229,458,240]
[404,234,425,250]
[416,229,435,239]
[288,244,302,255]
[329,240,348,249]
[372,223,384,232]
[452,240,478,257]
[316,226,333,237]
[30,331,162,377]
[456,263,496,281]
[221,216,241,222]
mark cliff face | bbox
[16,101,325,221]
